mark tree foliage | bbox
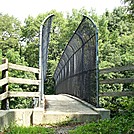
[0,14,21,56]
[123,0,134,18]
[5,49,36,108]
[0,6,133,110]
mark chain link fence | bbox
[54,16,99,107]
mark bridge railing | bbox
[54,15,99,107]
[99,65,134,97]
[0,59,41,109]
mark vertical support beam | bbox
[68,60,70,77]
[81,45,84,100]
[74,54,76,74]
[75,32,85,99]
[39,14,54,108]
[1,59,9,110]
[39,24,44,108]
[95,27,99,108]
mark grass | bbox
[1,112,134,134]
[2,99,134,134]
[2,125,55,134]
[69,112,134,134]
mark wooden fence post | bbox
[1,59,9,110]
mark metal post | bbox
[85,16,99,107]
[39,24,43,108]
[39,14,54,108]
[95,27,99,107]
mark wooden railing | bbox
[0,59,41,109]
[99,65,134,97]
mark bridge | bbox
[0,15,134,129]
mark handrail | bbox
[0,59,41,109]
[0,92,8,101]
[8,77,40,85]
[100,78,134,84]
[99,65,134,97]
[0,62,40,87]
[100,65,134,74]
[0,63,8,71]
[99,91,134,97]
[9,63,39,74]
[8,91,40,98]
[0,78,8,86]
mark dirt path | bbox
[55,126,76,134]
[53,123,85,134]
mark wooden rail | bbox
[99,65,134,97]
[99,91,134,97]
[100,65,134,74]
[9,63,39,74]
[100,78,134,84]
[0,78,8,86]
[0,59,41,109]
[8,91,40,98]
[8,77,40,85]
[0,63,8,71]
[0,92,8,101]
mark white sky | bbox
[0,0,123,22]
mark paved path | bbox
[44,94,100,133]
[45,94,99,114]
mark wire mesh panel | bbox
[54,16,99,107]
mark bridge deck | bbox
[45,94,98,114]
[43,94,100,124]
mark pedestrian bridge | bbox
[0,15,133,129]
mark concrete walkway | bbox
[0,94,110,129]
[45,94,98,114]
[42,94,100,124]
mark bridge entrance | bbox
[54,16,99,107]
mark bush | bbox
[69,99,134,134]
[69,112,134,134]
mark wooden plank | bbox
[8,77,40,85]
[100,78,134,84]
[0,63,8,71]
[8,91,40,98]
[0,92,8,101]
[99,91,134,97]
[100,65,134,74]
[9,63,39,74]
[0,78,8,86]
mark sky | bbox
[0,0,123,22]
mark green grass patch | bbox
[3,125,55,134]
[69,112,134,134]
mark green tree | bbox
[21,10,69,94]
[123,0,134,18]
[0,14,21,56]
[98,7,134,114]
[6,49,36,108]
